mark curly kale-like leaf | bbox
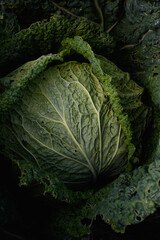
[110,0,160,87]
[0,14,114,77]
[110,0,160,163]
[0,51,68,112]
[112,0,160,47]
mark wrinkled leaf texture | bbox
[0,37,145,187]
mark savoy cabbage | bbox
[0,0,160,238]
[0,35,147,186]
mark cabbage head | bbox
[0,36,148,187]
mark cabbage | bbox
[0,36,147,187]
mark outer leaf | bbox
[110,0,160,163]
[0,50,68,113]
[97,54,152,160]
[0,14,114,77]
[55,134,160,237]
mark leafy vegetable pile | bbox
[0,0,160,239]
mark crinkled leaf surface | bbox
[1,60,129,185]
[0,14,114,77]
